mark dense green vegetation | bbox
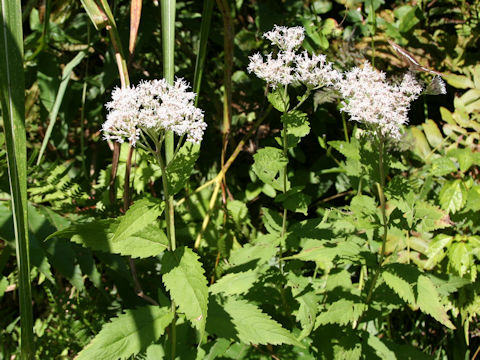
[1,0,480,359]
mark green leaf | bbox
[161,247,208,337]
[112,198,164,242]
[316,299,366,326]
[422,120,443,148]
[439,180,467,214]
[275,187,311,215]
[220,298,302,347]
[328,140,360,160]
[281,111,310,148]
[80,0,108,30]
[416,275,455,329]
[267,87,288,112]
[48,219,169,258]
[76,306,173,360]
[166,142,200,195]
[447,148,474,172]
[228,239,278,269]
[204,338,231,360]
[382,271,415,305]
[262,207,283,235]
[448,242,471,278]
[252,147,288,191]
[410,127,431,160]
[424,234,453,270]
[415,201,452,232]
[210,269,259,296]
[430,157,458,176]
[226,200,249,225]
[0,0,34,354]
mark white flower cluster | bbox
[247,25,340,89]
[336,62,423,140]
[103,78,206,146]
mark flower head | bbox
[103,78,206,146]
[336,62,423,140]
[248,25,339,89]
[263,25,305,52]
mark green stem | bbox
[279,85,290,272]
[161,3,177,358]
[341,112,349,143]
[365,136,388,305]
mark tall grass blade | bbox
[193,0,214,105]
[37,51,86,165]
[0,0,34,357]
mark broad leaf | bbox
[47,219,169,258]
[252,147,288,191]
[112,198,164,242]
[166,142,200,195]
[211,297,303,347]
[439,180,466,214]
[161,247,208,337]
[316,299,366,326]
[210,269,259,296]
[281,111,310,147]
[382,270,415,305]
[76,306,173,360]
[416,275,455,329]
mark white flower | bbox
[263,25,304,52]
[295,51,342,88]
[248,25,339,89]
[336,62,423,140]
[247,52,295,88]
[102,78,207,146]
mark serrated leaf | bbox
[166,142,200,195]
[415,201,453,232]
[261,207,283,235]
[448,242,471,278]
[47,220,168,258]
[228,240,278,269]
[430,157,457,176]
[439,180,466,214]
[275,187,311,215]
[364,332,397,360]
[76,306,173,360]
[281,111,310,148]
[328,140,360,160]
[382,271,415,305]
[316,299,366,326]
[210,270,259,296]
[112,198,164,242]
[447,148,474,172]
[226,200,249,225]
[416,275,455,329]
[252,147,288,191]
[161,247,208,337]
[296,291,317,339]
[424,234,453,270]
[221,298,302,347]
[267,88,288,112]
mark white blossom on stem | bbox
[336,62,423,140]
[247,25,340,89]
[263,25,305,52]
[103,78,206,146]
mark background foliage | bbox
[1,0,480,359]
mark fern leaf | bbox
[76,306,173,360]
